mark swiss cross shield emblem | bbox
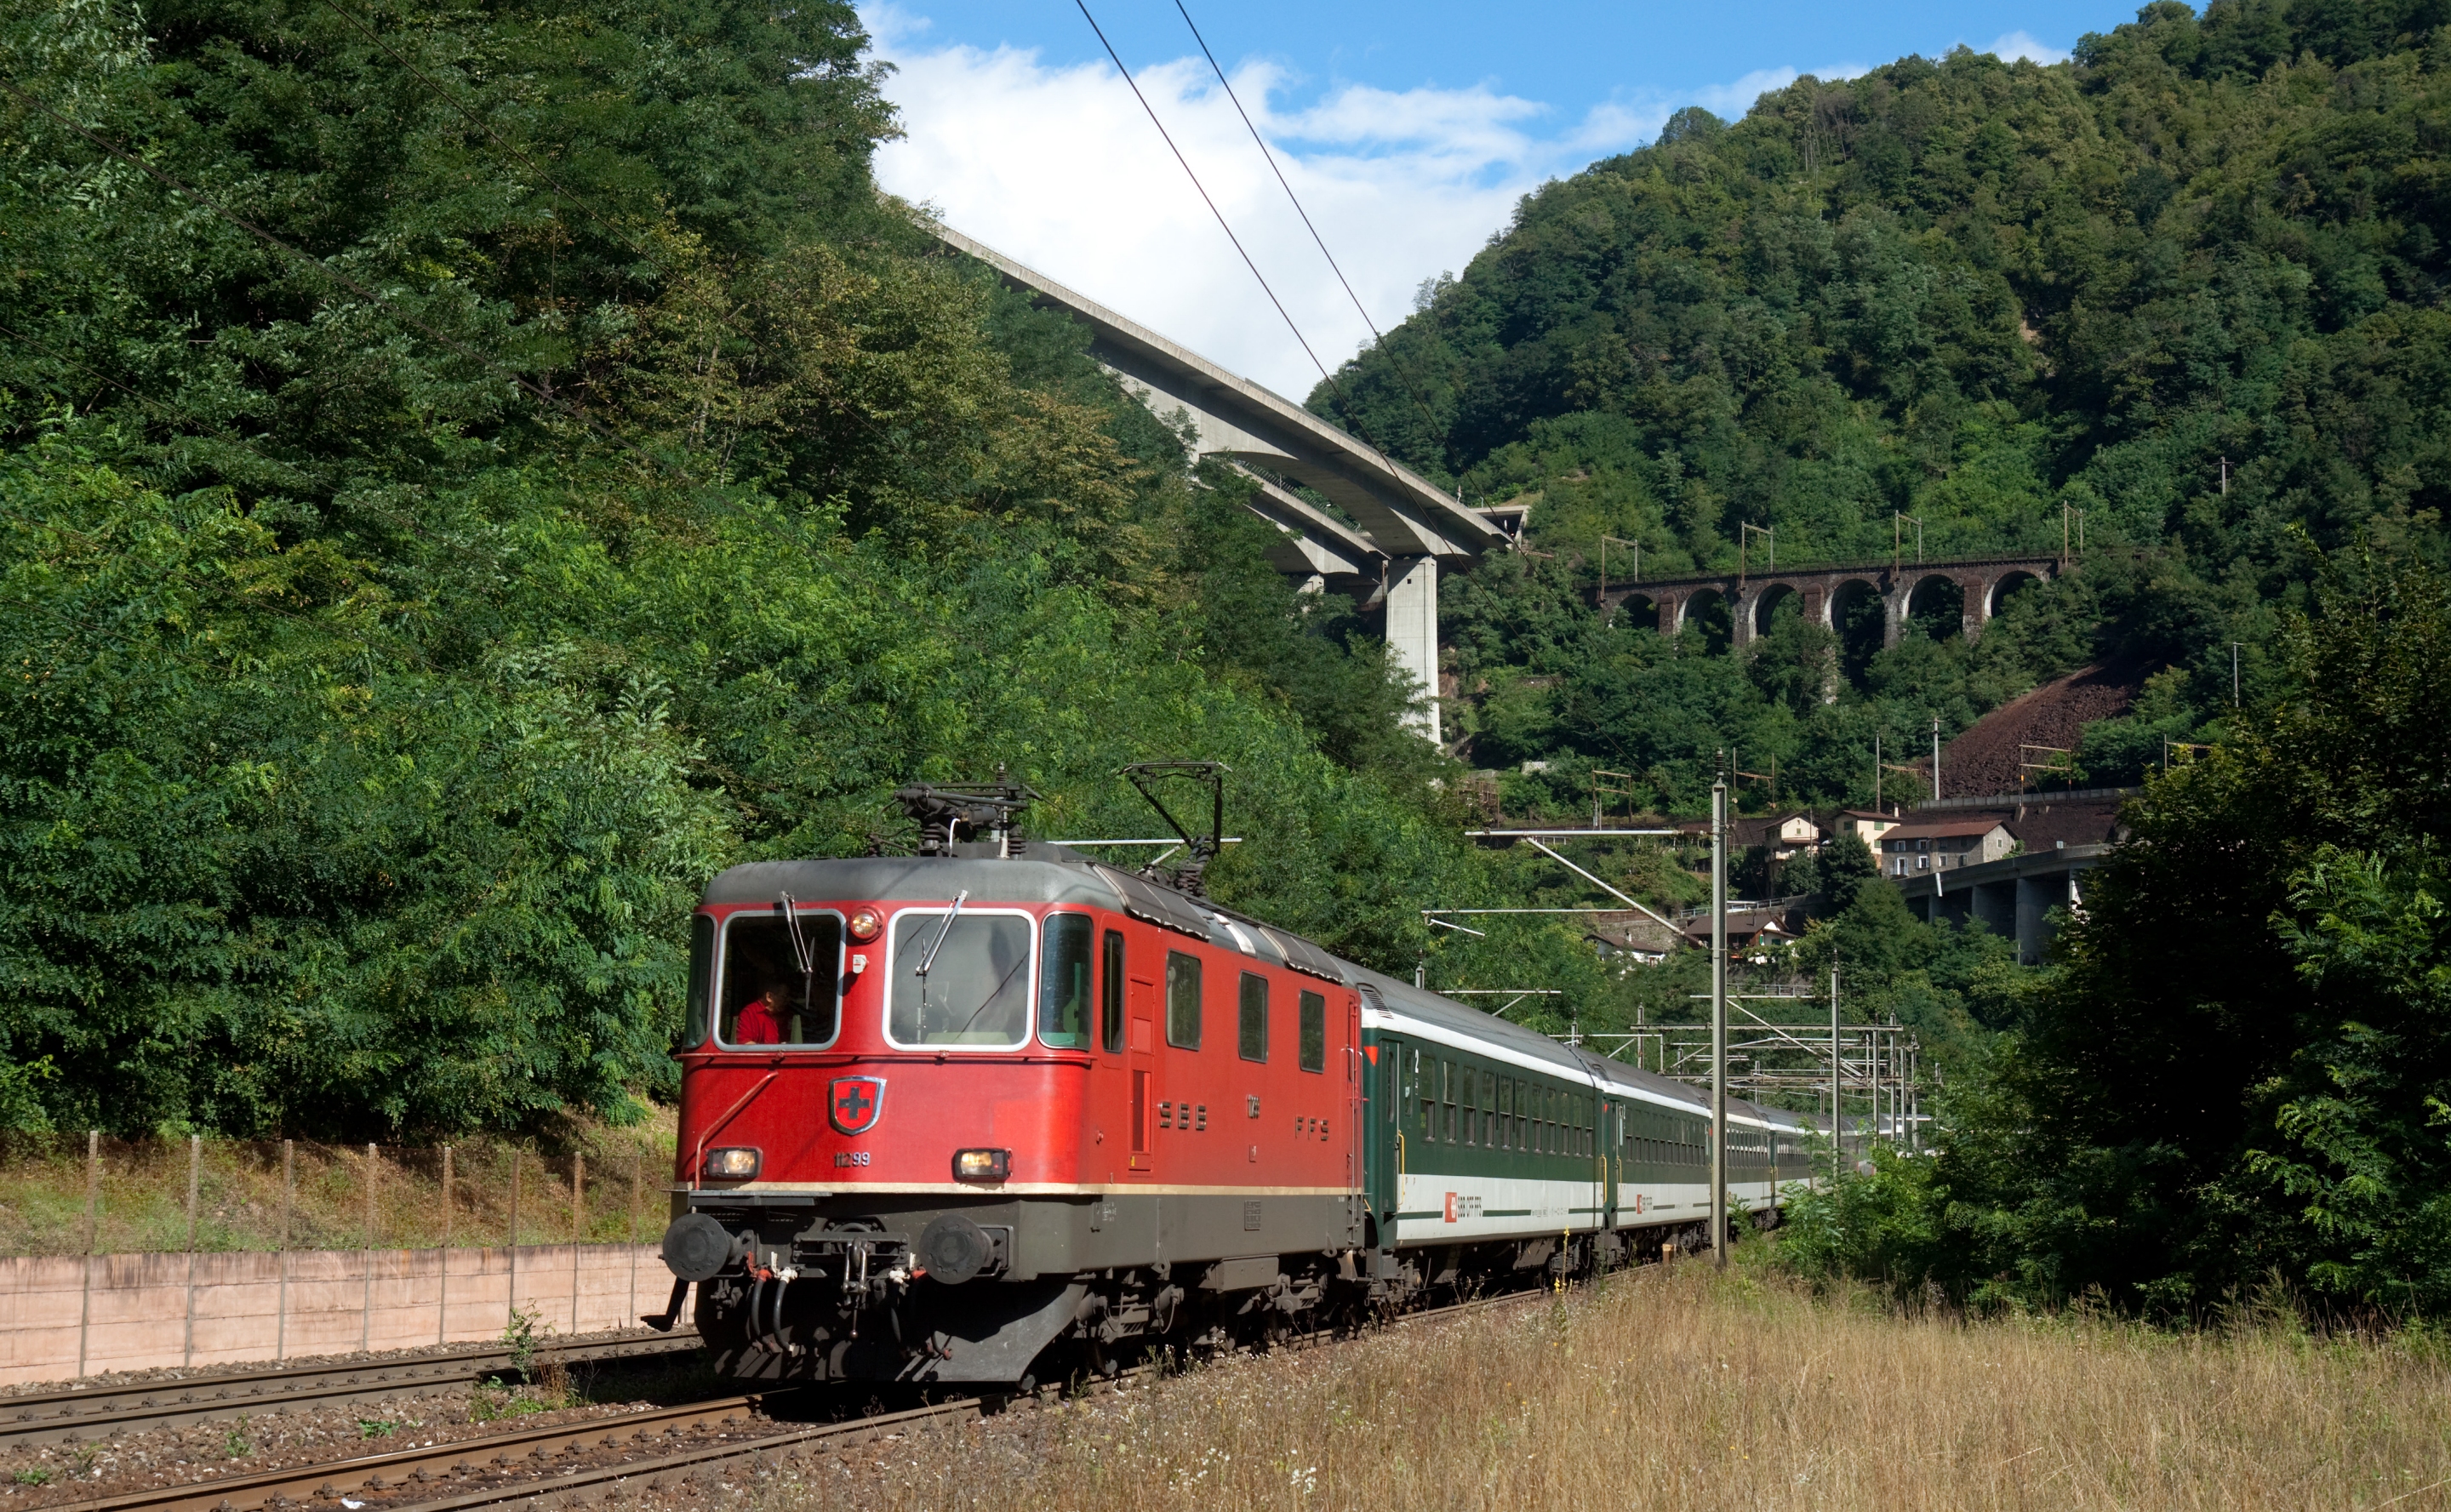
[830,1076,886,1136]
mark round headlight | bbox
[847,907,883,943]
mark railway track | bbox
[3,1334,704,1448]
[33,1286,1562,1512]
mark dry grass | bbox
[0,1114,676,1256]
[817,1259,2451,1511]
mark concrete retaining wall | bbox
[0,1243,666,1386]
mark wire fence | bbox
[0,1132,677,1258]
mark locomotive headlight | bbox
[847,907,883,943]
[704,1146,761,1179]
[951,1148,1011,1183]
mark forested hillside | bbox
[0,0,1468,1138]
[1319,0,2451,812]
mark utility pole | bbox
[1711,769,1728,1267]
[1871,732,1880,813]
[1894,512,1924,572]
[2231,642,2242,705]
[2220,456,2229,496]
[1930,716,1942,802]
[1600,534,1639,596]
[1829,963,1843,1181]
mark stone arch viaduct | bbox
[1594,555,2062,648]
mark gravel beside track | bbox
[391,1288,1558,1512]
[11,1286,1561,1512]
[2,1337,704,1449]
[26,1394,779,1512]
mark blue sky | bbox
[864,0,2150,393]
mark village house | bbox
[1834,808,1902,850]
[1879,815,2016,876]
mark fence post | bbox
[75,1131,97,1378]
[507,1149,520,1328]
[438,1144,451,1347]
[361,1143,375,1352]
[570,1152,584,1335]
[276,1139,293,1363]
[182,1135,201,1367]
[628,1154,641,1327]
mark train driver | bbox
[733,981,790,1045]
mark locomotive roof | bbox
[703,854,1820,1133]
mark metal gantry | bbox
[1577,976,1929,1170]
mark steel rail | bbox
[38,1388,769,1512]
[36,1287,1563,1512]
[380,1288,1563,1512]
[3,1334,702,1448]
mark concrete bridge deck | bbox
[1594,554,2064,647]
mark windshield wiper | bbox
[917,889,969,977]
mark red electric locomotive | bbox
[652,775,1371,1387]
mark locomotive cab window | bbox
[1298,991,1326,1073]
[684,914,716,1049]
[1039,914,1094,1048]
[886,908,1033,1049]
[1101,929,1126,1053]
[1237,973,1269,1062]
[1166,951,1203,1050]
[717,906,843,1047]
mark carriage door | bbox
[1364,1033,1403,1252]
[1127,972,1159,1174]
[1601,1099,1622,1233]
[1345,993,1366,1243]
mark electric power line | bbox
[1072,0,1331,387]
[1170,0,1449,445]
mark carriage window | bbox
[1101,929,1126,1053]
[1483,1074,1497,1146]
[1299,990,1327,1072]
[718,908,843,1047]
[1039,915,1094,1048]
[1237,973,1269,1063]
[1515,1081,1528,1150]
[685,914,715,1049]
[1166,951,1203,1049]
[887,910,1031,1048]
[1496,1078,1513,1150]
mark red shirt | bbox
[734,997,783,1045]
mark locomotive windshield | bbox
[715,909,843,1047]
[888,910,1032,1047]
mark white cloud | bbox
[1986,30,2070,65]
[862,8,1854,396]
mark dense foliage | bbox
[1320,0,2451,812]
[1780,548,2451,1314]
[0,0,1466,1138]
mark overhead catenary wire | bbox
[1170,0,1451,445]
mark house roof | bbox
[1837,809,1902,824]
[1882,815,2014,842]
[2004,800,2126,851]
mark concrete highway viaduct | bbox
[1594,556,2063,648]
[934,225,1508,744]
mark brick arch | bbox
[1987,569,2041,619]
[1609,590,1660,630]
[1749,581,1800,637]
